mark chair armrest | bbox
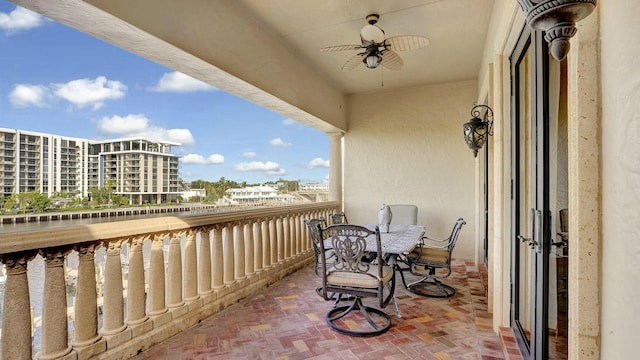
[419,236,452,249]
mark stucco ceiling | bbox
[14,0,494,96]
[11,0,495,131]
[234,0,495,94]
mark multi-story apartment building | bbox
[0,128,181,204]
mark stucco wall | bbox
[600,1,640,358]
[344,80,478,260]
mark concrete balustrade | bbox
[0,202,339,359]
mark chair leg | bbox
[397,264,456,298]
[326,297,392,337]
[406,278,456,298]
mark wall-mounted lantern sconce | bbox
[463,105,493,158]
[515,0,597,61]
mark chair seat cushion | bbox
[327,265,394,288]
[409,248,448,265]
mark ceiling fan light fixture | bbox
[364,53,381,68]
[360,24,385,44]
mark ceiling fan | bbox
[321,14,430,71]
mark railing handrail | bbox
[0,201,339,254]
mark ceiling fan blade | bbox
[341,53,366,71]
[386,35,430,51]
[320,44,362,52]
[381,50,403,71]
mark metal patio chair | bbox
[329,211,348,225]
[317,224,395,337]
[398,217,466,298]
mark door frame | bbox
[509,25,552,360]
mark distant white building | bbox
[226,185,279,204]
[180,188,206,201]
[299,183,329,191]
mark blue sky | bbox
[0,2,330,185]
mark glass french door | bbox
[510,27,554,360]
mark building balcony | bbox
[0,203,514,359]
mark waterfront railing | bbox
[0,201,338,359]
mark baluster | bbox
[184,230,199,303]
[292,214,300,256]
[276,217,284,262]
[286,216,293,259]
[148,234,170,325]
[1,252,36,360]
[253,221,263,272]
[244,222,254,276]
[261,218,271,268]
[199,227,213,296]
[211,226,224,290]
[270,218,278,265]
[126,236,152,337]
[72,243,105,355]
[166,233,184,310]
[234,222,246,280]
[295,213,302,255]
[101,240,131,345]
[40,248,73,359]
[222,225,235,285]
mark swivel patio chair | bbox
[329,211,348,225]
[304,217,329,278]
[317,224,396,337]
[398,217,465,298]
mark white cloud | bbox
[9,84,48,107]
[98,114,195,145]
[242,151,256,158]
[181,153,224,164]
[234,161,286,176]
[269,137,292,147]
[306,157,330,169]
[0,7,46,34]
[53,76,126,110]
[150,71,216,92]
[282,118,296,126]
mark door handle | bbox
[517,235,537,249]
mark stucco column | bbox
[234,222,246,280]
[244,222,255,276]
[101,240,127,336]
[253,221,263,271]
[222,225,235,285]
[328,132,344,203]
[1,252,36,360]
[39,248,73,359]
[72,243,102,347]
[211,226,224,289]
[126,237,148,325]
[568,11,601,360]
[148,234,167,316]
[198,228,213,294]
[166,233,184,309]
[183,230,199,302]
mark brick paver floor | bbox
[132,259,522,360]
